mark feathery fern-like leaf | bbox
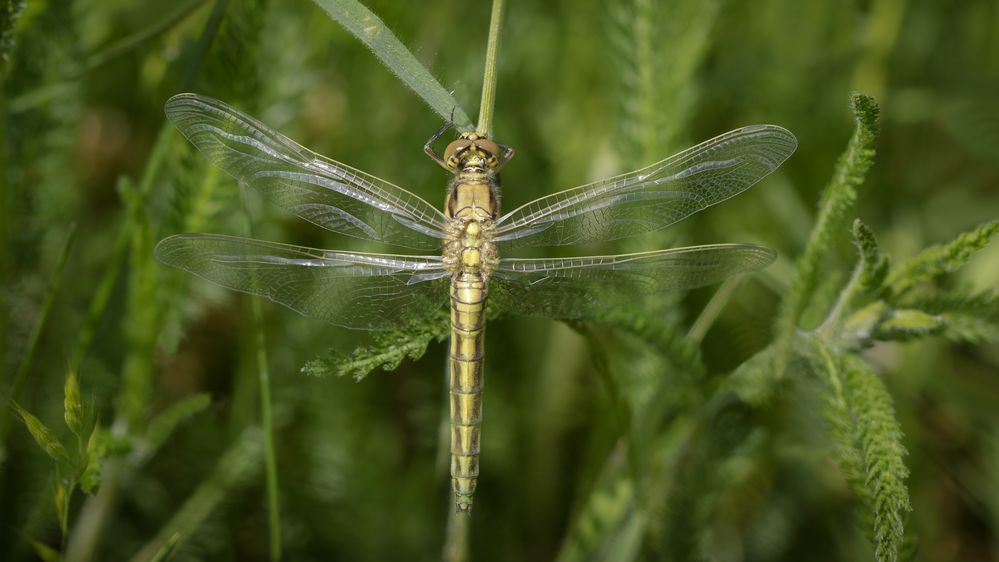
[907,291,999,344]
[873,309,943,341]
[886,220,999,299]
[774,94,879,373]
[814,340,911,562]
[302,310,450,380]
[853,219,890,295]
[845,353,911,562]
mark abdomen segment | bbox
[449,272,487,513]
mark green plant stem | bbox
[240,193,282,562]
[443,503,470,562]
[8,0,209,115]
[253,278,283,562]
[477,0,505,136]
[70,122,174,369]
[687,276,743,343]
[0,224,76,449]
[148,533,181,562]
[130,429,264,562]
[86,0,208,70]
[818,261,863,338]
[0,77,8,426]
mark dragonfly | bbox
[156,93,797,513]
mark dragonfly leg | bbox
[424,120,454,170]
[494,143,516,171]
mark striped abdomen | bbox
[449,271,487,513]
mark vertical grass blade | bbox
[240,194,282,561]
[311,0,473,130]
[0,224,76,449]
[443,507,470,562]
[85,0,208,70]
[686,276,744,343]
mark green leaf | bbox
[595,306,705,377]
[131,429,264,562]
[774,93,880,375]
[63,369,84,437]
[53,474,73,537]
[842,301,890,342]
[909,291,999,344]
[728,345,777,405]
[12,402,70,466]
[886,220,999,298]
[853,219,890,294]
[814,342,911,562]
[311,0,473,130]
[149,532,182,562]
[303,311,449,380]
[846,354,912,562]
[79,426,105,494]
[874,309,943,341]
[28,539,62,562]
[145,393,212,453]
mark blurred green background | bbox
[2,0,998,560]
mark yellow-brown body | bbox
[437,132,508,513]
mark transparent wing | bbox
[494,125,796,248]
[489,244,775,320]
[166,94,448,250]
[155,233,450,330]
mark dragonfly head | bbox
[444,132,502,173]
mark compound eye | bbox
[444,139,472,160]
[476,140,501,158]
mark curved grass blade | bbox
[312,0,474,130]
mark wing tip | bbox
[153,232,195,265]
[164,92,204,118]
[741,123,798,152]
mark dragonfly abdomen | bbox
[449,271,487,513]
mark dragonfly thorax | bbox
[443,219,497,276]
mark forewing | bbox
[156,233,449,330]
[489,244,775,320]
[494,125,796,248]
[166,94,448,250]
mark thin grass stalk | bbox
[0,224,76,447]
[443,507,470,562]
[253,292,281,562]
[240,192,282,562]
[129,429,264,562]
[686,276,743,343]
[476,0,505,137]
[69,123,174,369]
[0,74,7,422]
[9,1,209,114]
[85,0,208,70]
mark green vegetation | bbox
[2,1,998,561]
